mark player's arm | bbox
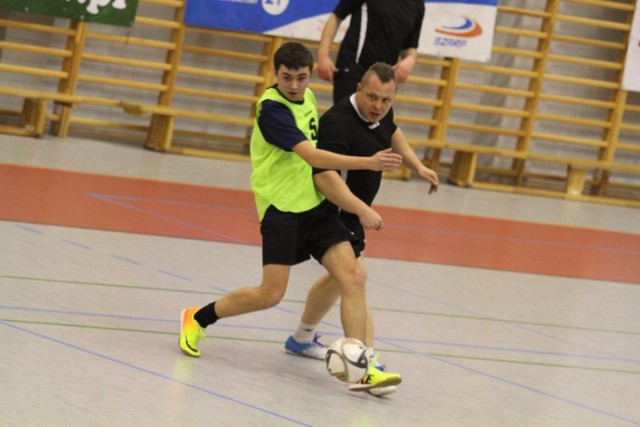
[390,127,439,194]
[259,100,401,171]
[317,13,341,82]
[313,170,383,230]
[293,139,401,172]
[394,4,424,83]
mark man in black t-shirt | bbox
[285,63,439,397]
[317,0,425,103]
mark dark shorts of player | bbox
[347,221,366,255]
[337,209,366,255]
[260,201,360,266]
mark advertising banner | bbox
[420,0,498,62]
[622,5,640,92]
[184,0,337,42]
[185,0,498,62]
[0,0,139,27]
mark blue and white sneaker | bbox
[285,333,327,360]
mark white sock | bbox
[292,322,317,343]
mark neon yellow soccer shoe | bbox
[179,307,205,357]
[347,353,402,393]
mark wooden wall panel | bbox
[1,0,638,206]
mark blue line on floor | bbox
[1,320,312,427]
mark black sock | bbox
[194,302,219,328]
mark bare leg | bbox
[321,242,368,343]
[365,302,374,347]
[300,272,341,324]
[214,264,291,318]
[301,256,376,346]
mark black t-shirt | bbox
[258,99,307,151]
[334,0,424,77]
[314,96,397,230]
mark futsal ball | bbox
[325,337,370,383]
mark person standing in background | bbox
[317,0,425,103]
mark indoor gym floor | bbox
[1,134,639,427]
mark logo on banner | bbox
[435,15,483,49]
[436,16,483,37]
[262,0,289,16]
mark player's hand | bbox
[317,55,337,82]
[357,206,384,231]
[370,148,402,172]
[392,56,416,83]
[418,165,439,194]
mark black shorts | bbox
[260,201,360,266]
[348,222,366,255]
[338,211,366,255]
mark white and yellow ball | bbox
[324,337,370,383]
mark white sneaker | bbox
[367,386,398,397]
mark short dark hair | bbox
[362,62,396,86]
[273,42,314,72]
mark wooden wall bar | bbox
[1,0,638,206]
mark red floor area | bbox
[2,163,639,284]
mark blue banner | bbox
[185,0,337,34]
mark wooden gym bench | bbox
[412,139,640,203]
[0,86,84,137]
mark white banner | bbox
[420,0,498,63]
[622,5,640,92]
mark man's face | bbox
[355,74,396,123]
[275,65,311,102]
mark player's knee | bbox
[359,266,368,285]
[342,264,366,292]
[261,288,285,309]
